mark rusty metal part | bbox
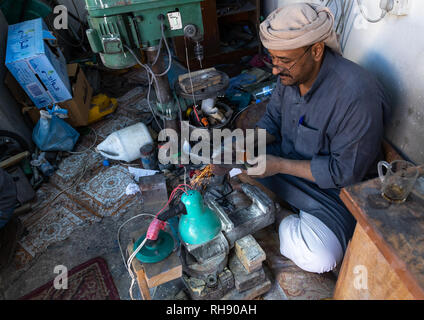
[181,243,228,280]
[145,48,172,106]
[184,232,229,264]
[175,71,230,101]
[182,267,234,300]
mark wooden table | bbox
[334,165,424,300]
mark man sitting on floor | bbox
[239,3,390,274]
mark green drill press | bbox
[84,0,204,120]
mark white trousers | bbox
[279,211,343,274]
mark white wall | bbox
[262,0,424,164]
[342,0,424,164]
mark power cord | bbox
[356,0,393,23]
[125,45,164,131]
[66,127,98,155]
[118,184,192,300]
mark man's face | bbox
[268,46,316,86]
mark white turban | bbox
[260,2,342,55]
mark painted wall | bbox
[263,0,424,164]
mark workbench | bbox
[334,165,424,300]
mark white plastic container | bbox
[96,122,153,162]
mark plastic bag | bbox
[32,106,80,152]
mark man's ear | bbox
[311,42,325,62]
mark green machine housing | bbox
[85,0,204,69]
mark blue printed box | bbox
[5,18,72,108]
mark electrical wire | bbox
[154,22,173,77]
[183,37,202,125]
[124,21,174,129]
[124,45,164,131]
[152,38,163,66]
[66,127,98,155]
[118,183,192,299]
[31,159,89,216]
[127,237,147,300]
[356,0,388,23]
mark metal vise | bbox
[205,183,276,248]
[180,183,276,299]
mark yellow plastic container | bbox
[88,94,118,124]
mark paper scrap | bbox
[128,167,159,182]
[229,168,242,177]
[126,183,141,195]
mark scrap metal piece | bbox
[228,252,266,293]
[184,232,229,264]
[182,267,234,300]
[181,239,229,280]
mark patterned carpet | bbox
[13,92,152,270]
[19,257,120,300]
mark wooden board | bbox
[339,165,424,299]
[334,224,414,300]
[143,251,182,288]
[126,243,151,300]
[235,234,266,273]
[0,151,30,169]
[127,242,182,289]
[222,278,271,300]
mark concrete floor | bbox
[0,195,287,300]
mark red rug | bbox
[20,257,120,300]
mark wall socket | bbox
[389,0,410,16]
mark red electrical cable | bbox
[192,105,201,125]
[154,183,192,218]
[176,183,193,190]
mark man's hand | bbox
[210,164,232,176]
[244,154,283,178]
[245,155,316,183]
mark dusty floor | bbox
[0,194,288,300]
[0,75,334,300]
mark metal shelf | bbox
[217,2,256,18]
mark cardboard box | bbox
[58,64,93,127]
[4,64,93,127]
[5,18,72,108]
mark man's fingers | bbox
[210,164,232,176]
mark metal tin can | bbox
[140,143,157,170]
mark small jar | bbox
[140,143,157,170]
